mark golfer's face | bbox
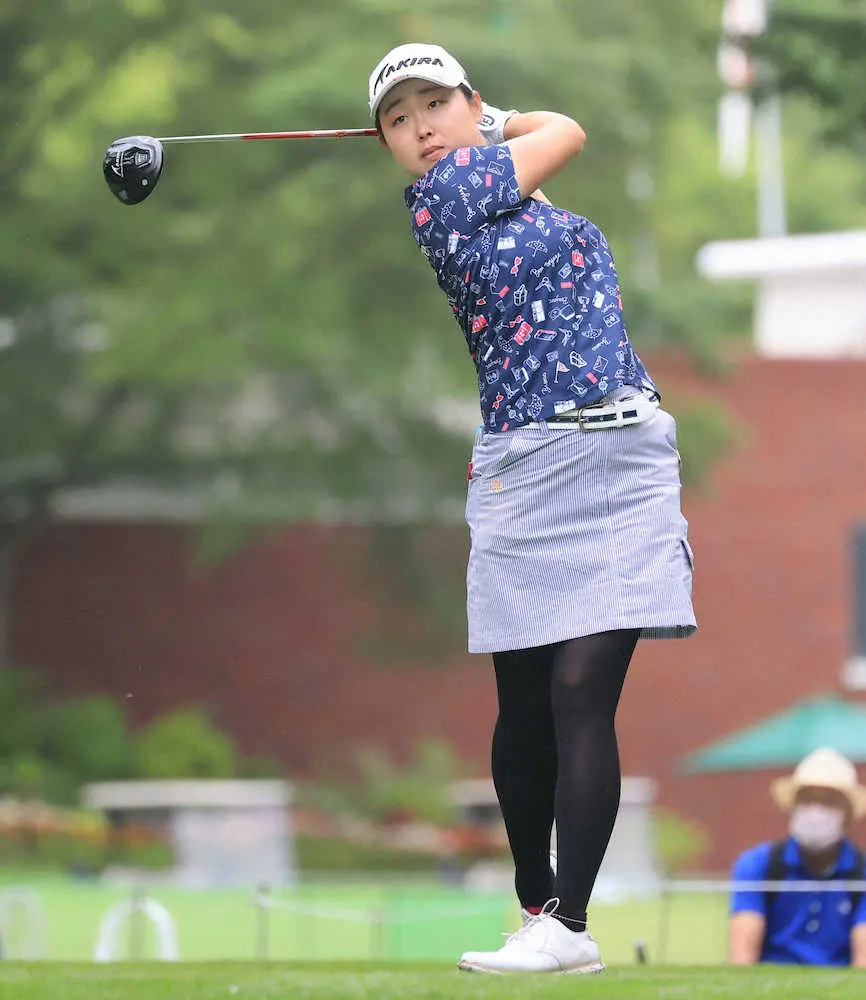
[379,80,482,177]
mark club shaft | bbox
[155,129,378,144]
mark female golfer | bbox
[368,43,696,974]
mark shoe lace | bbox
[502,897,560,942]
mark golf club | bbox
[103,128,379,206]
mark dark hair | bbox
[376,83,474,142]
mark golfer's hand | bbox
[479,102,518,146]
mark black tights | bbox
[491,629,639,927]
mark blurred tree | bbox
[3,0,865,668]
[312,738,463,827]
[43,696,136,791]
[0,668,135,802]
[135,706,237,779]
[761,0,866,147]
[0,667,45,760]
[1,752,54,801]
[653,805,710,874]
[0,665,276,801]
[354,739,461,826]
[0,0,481,662]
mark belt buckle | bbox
[569,391,649,431]
[576,400,608,430]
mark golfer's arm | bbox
[852,923,866,968]
[728,912,765,965]
[503,111,585,198]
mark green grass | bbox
[0,873,735,963]
[0,875,732,964]
[0,964,863,1000]
[0,878,860,998]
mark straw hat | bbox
[771,747,866,818]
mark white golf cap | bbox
[368,43,471,119]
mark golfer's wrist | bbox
[479,102,518,145]
[502,112,526,142]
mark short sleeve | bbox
[414,144,523,237]
[730,845,771,916]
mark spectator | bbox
[728,747,866,967]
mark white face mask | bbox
[789,803,846,852]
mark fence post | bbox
[657,883,673,964]
[128,887,146,960]
[254,883,271,960]
[371,907,386,962]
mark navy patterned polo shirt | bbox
[404,144,657,432]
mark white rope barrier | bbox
[250,888,513,959]
[256,899,378,923]
[384,902,509,925]
[251,880,866,936]
[82,878,866,965]
[256,895,508,923]
[661,879,866,893]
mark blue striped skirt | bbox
[465,406,697,653]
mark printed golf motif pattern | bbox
[405,144,655,432]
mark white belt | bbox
[527,391,659,431]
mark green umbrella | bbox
[682,695,866,774]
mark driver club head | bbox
[103,135,164,205]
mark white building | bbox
[697,230,866,358]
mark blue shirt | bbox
[404,144,656,432]
[730,837,866,966]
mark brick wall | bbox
[9,355,866,870]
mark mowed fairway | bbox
[0,963,863,1000]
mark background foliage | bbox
[762,0,866,148]
[0,668,261,803]
[3,1,866,661]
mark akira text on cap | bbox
[368,43,471,119]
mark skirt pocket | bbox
[471,428,547,480]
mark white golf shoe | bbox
[458,899,605,975]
